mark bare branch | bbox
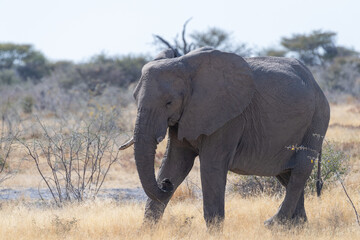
[153,35,181,57]
[182,18,193,54]
[18,138,60,206]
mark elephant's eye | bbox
[166,101,172,108]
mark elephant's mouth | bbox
[168,112,182,126]
[168,118,178,126]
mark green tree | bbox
[335,46,359,58]
[0,43,50,82]
[280,30,338,66]
[54,54,148,92]
[0,43,32,69]
[17,50,49,82]
[84,53,147,89]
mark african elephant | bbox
[120,47,330,228]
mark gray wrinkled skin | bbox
[131,48,330,228]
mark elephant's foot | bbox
[143,198,167,226]
[143,215,160,226]
[206,217,224,234]
[143,209,163,226]
[291,211,307,225]
[264,215,286,227]
[264,213,307,228]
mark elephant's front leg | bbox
[200,156,228,229]
[198,122,242,229]
[144,127,197,223]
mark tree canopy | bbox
[0,43,49,82]
[280,30,338,65]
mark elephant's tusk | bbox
[119,137,134,150]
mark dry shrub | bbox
[230,176,284,197]
[172,179,198,202]
[19,110,125,205]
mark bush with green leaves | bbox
[230,175,284,197]
[231,140,349,197]
[307,141,349,193]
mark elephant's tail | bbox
[316,150,323,197]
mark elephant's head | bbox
[128,48,255,202]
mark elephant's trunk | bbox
[133,110,173,203]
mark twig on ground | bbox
[336,172,360,227]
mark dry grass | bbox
[1,103,360,239]
[327,103,360,142]
[1,188,360,240]
[329,104,360,126]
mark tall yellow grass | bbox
[1,188,360,240]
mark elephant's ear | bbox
[178,49,255,141]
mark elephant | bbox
[120,47,330,228]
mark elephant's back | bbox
[245,56,317,112]
[245,56,317,90]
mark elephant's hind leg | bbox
[291,190,307,223]
[265,150,315,226]
[275,172,307,224]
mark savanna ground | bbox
[0,101,360,240]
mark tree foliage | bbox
[280,30,338,66]
[52,54,148,93]
[0,43,50,83]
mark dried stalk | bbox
[336,172,360,227]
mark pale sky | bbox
[1,0,359,62]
